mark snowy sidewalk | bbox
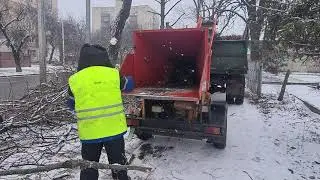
[286,85,320,112]
[263,71,320,84]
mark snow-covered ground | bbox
[1,84,319,180]
[263,71,320,83]
[263,71,320,112]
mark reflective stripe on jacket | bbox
[68,66,127,141]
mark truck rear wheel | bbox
[235,96,244,105]
[135,130,153,141]
[227,96,234,104]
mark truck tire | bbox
[235,76,245,105]
[227,96,235,104]
[235,96,244,105]
[135,130,153,141]
[208,102,227,149]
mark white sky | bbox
[57,0,245,35]
[58,0,177,19]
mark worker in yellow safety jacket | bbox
[67,44,134,180]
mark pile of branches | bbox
[0,81,79,178]
[0,82,75,135]
[0,81,151,178]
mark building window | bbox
[129,14,138,29]
[45,0,53,10]
[101,12,111,30]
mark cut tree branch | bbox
[171,13,185,27]
[165,0,183,16]
[0,159,152,176]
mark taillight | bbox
[205,127,221,135]
[127,119,139,126]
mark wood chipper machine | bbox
[120,19,228,149]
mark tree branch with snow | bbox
[0,159,152,177]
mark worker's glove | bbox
[122,76,134,92]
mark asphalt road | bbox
[0,72,70,101]
[0,74,39,101]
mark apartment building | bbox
[92,2,159,33]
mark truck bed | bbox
[123,87,199,102]
[211,40,248,74]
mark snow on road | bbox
[1,87,319,180]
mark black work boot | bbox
[112,170,130,180]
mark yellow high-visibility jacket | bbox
[69,66,127,143]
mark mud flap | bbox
[208,92,228,149]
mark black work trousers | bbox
[80,137,129,180]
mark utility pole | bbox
[86,0,91,43]
[38,0,46,84]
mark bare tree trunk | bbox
[108,0,132,64]
[12,51,22,72]
[48,46,55,64]
[0,30,23,72]
[160,0,165,29]
[278,69,290,101]
[247,0,266,62]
